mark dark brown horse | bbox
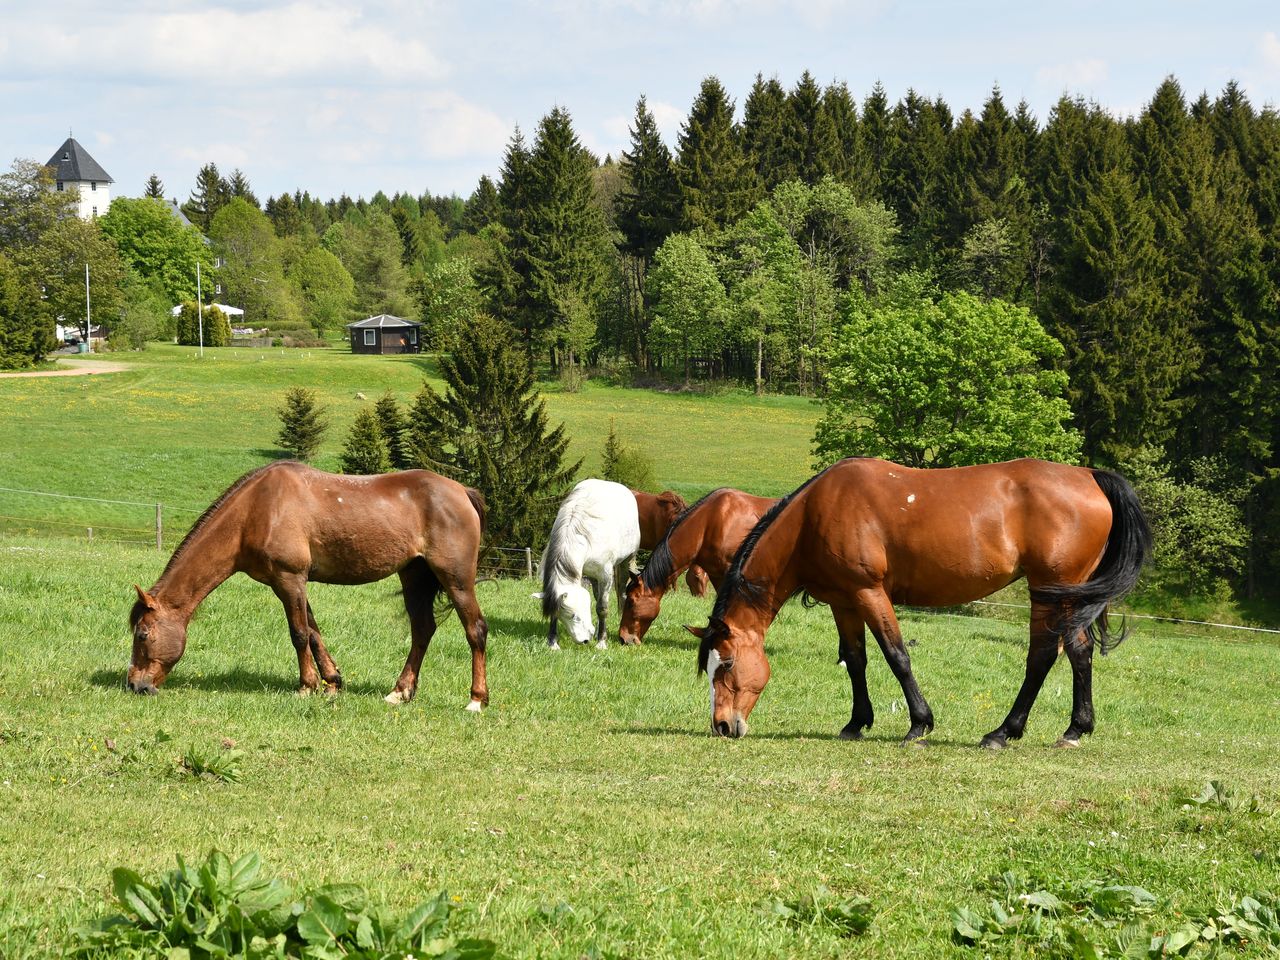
[127,461,490,710]
[632,489,709,597]
[619,488,777,644]
[691,458,1150,748]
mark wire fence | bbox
[0,483,544,580]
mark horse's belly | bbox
[307,534,416,584]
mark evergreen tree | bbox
[276,387,329,462]
[884,89,949,263]
[182,163,230,234]
[0,253,51,368]
[617,96,682,263]
[463,175,501,232]
[374,391,412,469]
[408,313,581,549]
[227,169,259,208]
[524,107,613,367]
[340,406,392,475]
[858,82,893,200]
[143,175,165,200]
[600,418,657,491]
[478,128,538,349]
[390,205,426,269]
[782,70,842,185]
[823,81,865,186]
[741,74,789,189]
[266,193,305,237]
[175,302,231,347]
[676,76,758,231]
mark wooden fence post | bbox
[155,503,163,551]
[524,547,533,579]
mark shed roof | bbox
[345,314,420,329]
[46,137,113,184]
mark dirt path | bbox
[0,358,130,378]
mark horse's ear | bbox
[133,584,157,609]
[684,624,707,639]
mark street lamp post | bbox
[196,261,204,358]
[84,262,92,354]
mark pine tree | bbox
[374,391,412,469]
[407,313,581,548]
[479,128,539,350]
[782,70,842,185]
[143,175,165,200]
[859,82,893,201]
[340,406,392,475]
[463,175,501,232]
[276,387,329,462]
[0,253,51,369]
[741,75,789,189]
[823,82,866,188]
[266,192,304,237]
[884,89,948,263]
[524,107,613,367]
[227,169,259,208]
[618,96,682,263]
[182,163,230,234]
[599,418,656,491]
[676,76,758,231]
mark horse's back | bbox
[803,458,1112,604]
[547,478,641,575]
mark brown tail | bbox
[466,487,488,532]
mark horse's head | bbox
[619,571,663,645]
[553,583,595,645]
[126,585,186,694]
[688,616,769,738]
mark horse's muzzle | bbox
[126,675,158,695]
[713,715,749,739]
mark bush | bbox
[600,418,656,491]
[174,302,231,347]
[340,407,392,475]
[276,387,329,462]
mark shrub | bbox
[175,302,231,347]
[276,387,329,462]
[600,418,655,491]
[340,407,392,475]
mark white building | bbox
[45,137,113,220]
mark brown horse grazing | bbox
[127,461,490,710]
[690,458,1151,748]
[619,488,777,645]
[632,489,710,597]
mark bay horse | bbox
[127,461,491,711]
[534,478,639,649]
[632,489,710,597]
[619,488,777,645]
[690,458,1150,748]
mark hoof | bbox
[595,638,608,650]
[297,686,317,697]
[384,689,412,705]
[899,736,929,748]
[838,726,864,741]
[464,699,483,713]
[1054,736,1081,749]
[547,642,561,652]
[980,736,1006,751]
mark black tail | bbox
[465,487,487,532]
[1028,469,1152,655]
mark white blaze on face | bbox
[706,647,721,724]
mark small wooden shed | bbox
[345,315,422,355]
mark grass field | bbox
[0,537,1277,957]
[0,346,818,549]
[2,346,1278,957]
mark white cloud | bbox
[1,3,447,85]
[1035,58,1109,91]
[1262,31,1280,69]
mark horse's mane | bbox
[655,490,687,514]
[641,488,728,590]
[698,468,834,672]
[160,461,294,581]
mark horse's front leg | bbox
[306,602,343,692]
[592,571,612,649]
[832,606,873,740]
[272,577,321,694]
[856,587,934,743]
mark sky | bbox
[2,1,1278,205]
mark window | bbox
[56,181,64,191]
[364,329,376,346]
[92,206,98,217]
[91,182,97,192]
[408,328,417,344]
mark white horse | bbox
[534,478,640,650]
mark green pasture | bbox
[0,346,817,548]
[0,537,1277,957]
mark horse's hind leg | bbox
[386,560,439,706]
[856,588,934,742]
[272,577,321,694]
[981,601,1061,750]
[438,572,489,711]
[832,606,873,740]
[305,603,343,691]
[1058,631,1095,747]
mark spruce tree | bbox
[374,391,412,469]
[618,96,683,263]
[676,76,758,231]
[340,406,391,475]
[741,75,790,189]
[276,387,329,462]
[143,175,165,200]
[227,169,259,208]
[824,82,868,190]
[408,313,581,548]
[182,163,230,233]
[782,70,842,185]
[479,129,539,351]
[884,89,948,263]
[0,253,50,369]
[859,82,893,201]
[464,175,501,232]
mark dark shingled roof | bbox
[345,314,421,329]
[45,137,113,184]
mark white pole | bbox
[197,261,204,358]
[84,262,92,353]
